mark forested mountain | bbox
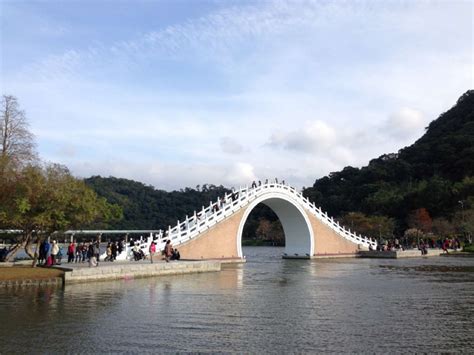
[85,91,473,241]
[303,90,474,237]
[84,176,231,230]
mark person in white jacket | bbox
[51,240,59,265]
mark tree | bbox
[339,212,394,239]
[404,228,422,246]
[269,220,285,245]
[453,208,474,243]
[0,163,122,262]
[256,219,272,241]
[407,208,432,234]
[0,95,37,169]
[432,218,455,238]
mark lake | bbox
[0,247,473,353]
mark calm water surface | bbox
[1,247,473,353]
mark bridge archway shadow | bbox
[237,194,314,259]
[241,203,285,247]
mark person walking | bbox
[75,243,82,263]
[118,240,124,256]
[88,242,97,267]
[44,240,52,267]
[94,241,100,265]
[111,242,118,261]
[82,242,88,262]
[105,243,112,261]
[67,241,75,263]
[149,241,156,263]
[38,240,46,265]
[51,240,59,265]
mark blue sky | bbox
[1,0,472,190]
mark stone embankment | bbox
[358,249,442,259]
[0,260,222,287]
[59,260,221,284]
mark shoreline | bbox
[0,260,223,287]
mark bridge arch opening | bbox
[237,193,314,259]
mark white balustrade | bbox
[160,181,376,250]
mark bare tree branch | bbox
[1,95,38,167]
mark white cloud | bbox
[68,159,258,191]
[220,136,244,154]
[223,162,257,187]
[267,120,337,153]
[385,107,427,139]
[2,0,472,190]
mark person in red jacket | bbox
[67,241,76,263]
[149,241,156,263]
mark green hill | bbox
[84,176,231,230]
[303,90,474,237]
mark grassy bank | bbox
[463,244,474,253]
[0,266,64,281]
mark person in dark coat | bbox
[111,242,117,261]
[38,240,47,265]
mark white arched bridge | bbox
[128,182,376,261]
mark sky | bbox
[1,0,473,191]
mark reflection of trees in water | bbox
[243,203,285,246]
[0,285,63,335]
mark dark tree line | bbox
[84,177,232,230]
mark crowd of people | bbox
[131,238,180,263]
[37,240,63,266]
[63,240,102,267]
[250,178,286,189]
[103,240,126,262]
[371,237,464,255]
[40,237,181,267]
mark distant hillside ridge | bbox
[303,90,474,233]
[84,176,231,230]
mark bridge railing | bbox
[162,182,377,250]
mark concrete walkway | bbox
[54,260,222,284]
